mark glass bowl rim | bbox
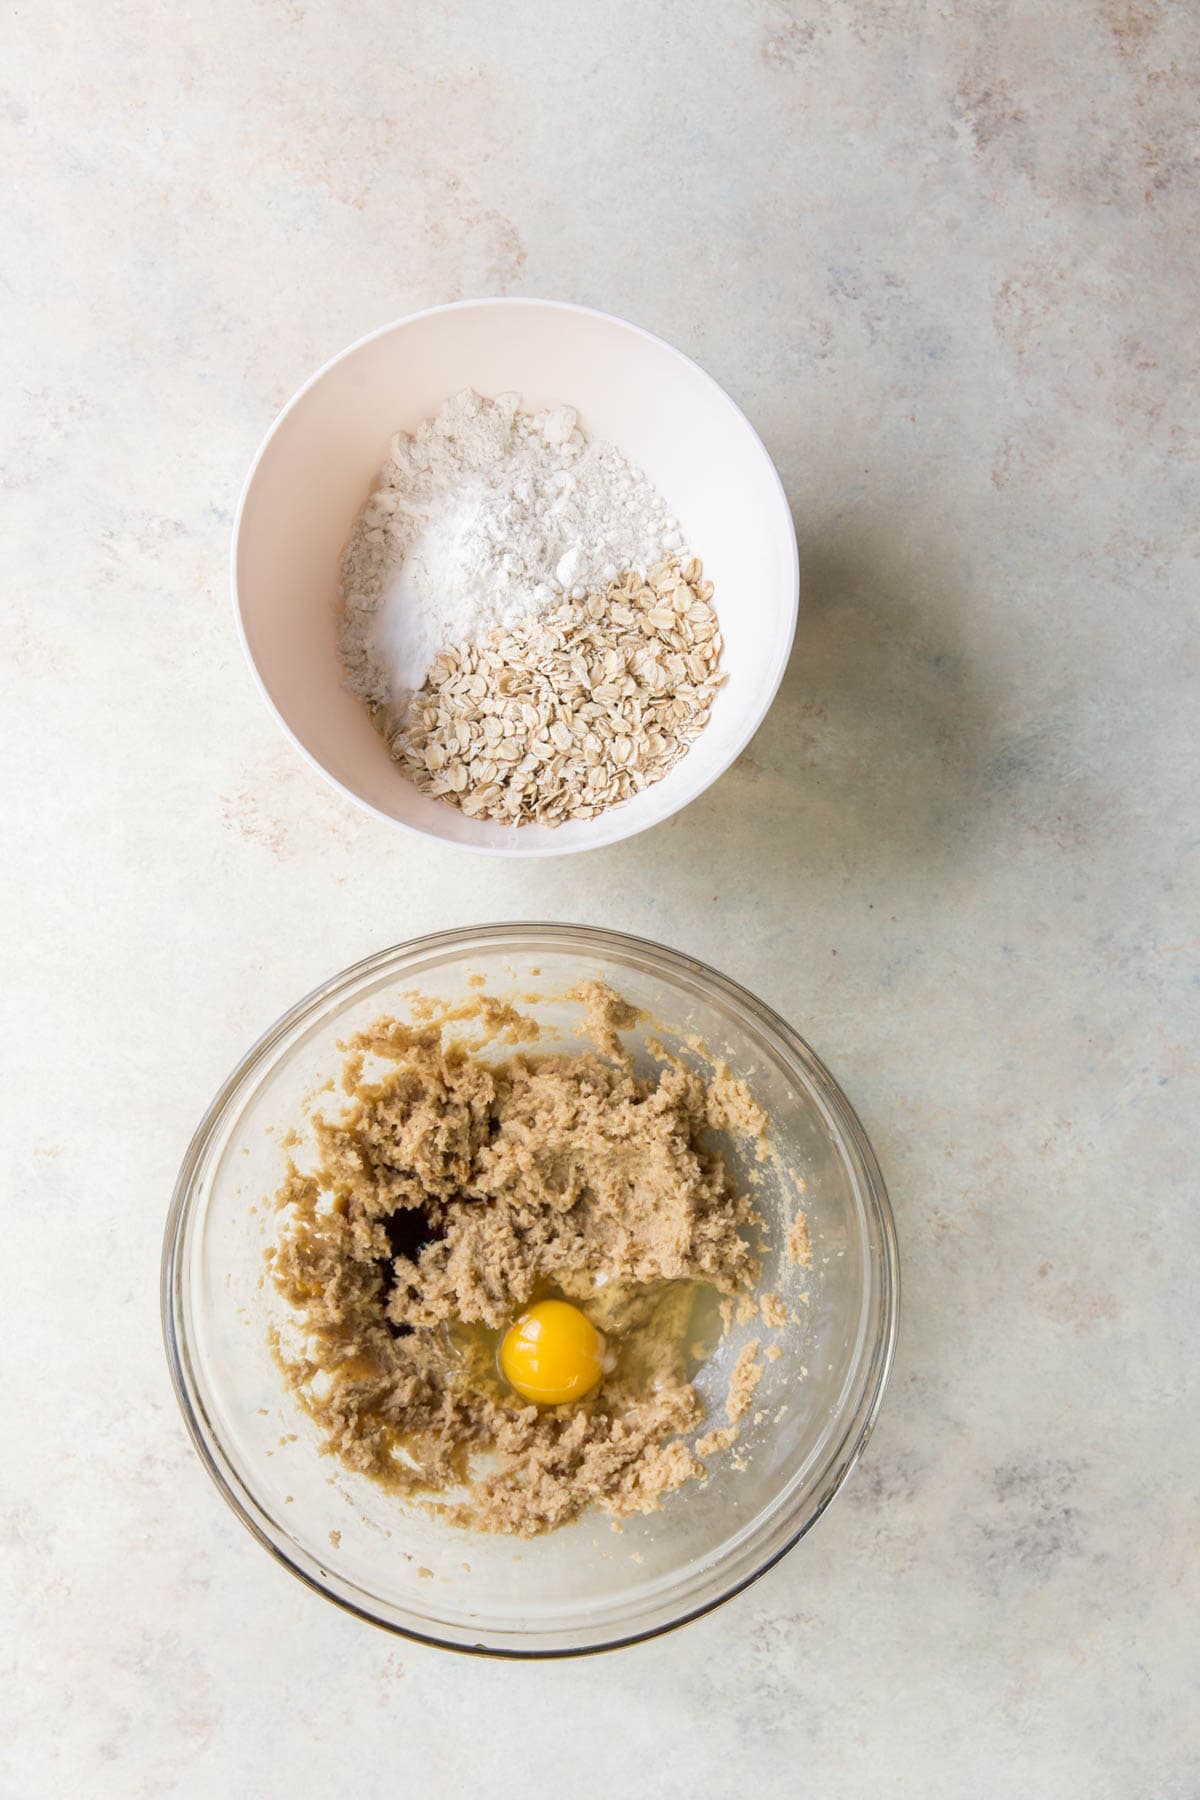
[161,922,900,1658]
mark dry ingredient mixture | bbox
[268,985,777,1537]
[395,558,724,826]
[338,389,725,828]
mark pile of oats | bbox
[394,557,725,826]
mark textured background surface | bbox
[3,2,1198,1795]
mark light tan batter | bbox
[269,983,773,1536]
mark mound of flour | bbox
[339,389,685,714]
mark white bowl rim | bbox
[231,297,800,858]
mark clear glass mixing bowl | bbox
[161,925,898,1656]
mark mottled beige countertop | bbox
[3,2,1198,1795]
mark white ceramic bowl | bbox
[233,299,799,856]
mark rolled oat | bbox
[395,558,726,827]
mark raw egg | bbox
[500,1299,605,1405]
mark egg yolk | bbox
[499,1300,605,1406]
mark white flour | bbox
[339,389,685,713]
